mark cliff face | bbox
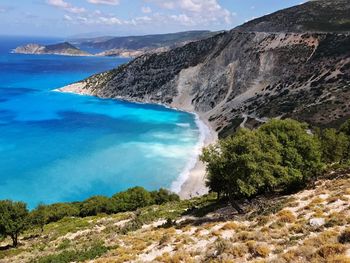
[72,0,350,137]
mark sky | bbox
[0,0,305,37]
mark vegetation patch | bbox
[34,242,109,263]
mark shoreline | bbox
[55,82,218,199]
[175,112,217,199]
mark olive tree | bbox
[30,204,48,233]
[0,200,29,247]
[201,119,323,213]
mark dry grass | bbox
[221,222,238,230]
[277,210,296,223]
[1,175,350,263]
[317,244,347,259]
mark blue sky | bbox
[0,0,305,37]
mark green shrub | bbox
[340,119,350,137]
[79,196,112,217]
[316,128,349,164]
[57,239,71,250]
[150,188,180,205]
[111,187,153,212]
[30,204,48,232]
[35,242,109,263]
[43,203,80,223]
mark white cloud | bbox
[170,14,194,26]
[64,14,73,21]
[99,16,123,25]
[46,0,86,14]
[87,0,120,5]
[145,0,234,26]
[146,1,176,9]
[61,0,235,31]
[47,0,69,8]
[141,6,152,13]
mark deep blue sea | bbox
[0,36,200,208]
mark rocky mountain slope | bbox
[236,0,350,33]
[1,171,349,262]
[13,42,90,56]
[76,31,218,58]
[64,0,350,137]
[74,31,217,50]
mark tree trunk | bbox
[11,233,18,247]
[228,195,244,214]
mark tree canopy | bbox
[201,119,328,212]
[0,200,29,247]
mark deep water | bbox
[0,36,200,208]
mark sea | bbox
[0,36,201,208]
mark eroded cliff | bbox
[67,0,350,137]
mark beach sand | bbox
[177,114,217,199]
[57,82,218,200]
[54,82,90,95]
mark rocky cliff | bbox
[65,0,350,137]
[14,42,90,56]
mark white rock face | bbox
[309,218,325,227]
[13,44,45,54]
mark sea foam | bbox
[170,114,211,193]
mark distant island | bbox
[13,42,91,56]
[13,30,218,58]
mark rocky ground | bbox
[1,170,349,263]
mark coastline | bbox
[55,82,218,199]
[175,113,217,199]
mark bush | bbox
[150,188,180,205]
[317,128,349,164]
[79,196,112,217]
[338,228,350,244]
[111,187,153,212]
[340,119,350,137]
[29,204,48,232]
[36,242,109,263]
[44,203,80,223]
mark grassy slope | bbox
[1,172,349,262]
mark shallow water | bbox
[0,36,200,208]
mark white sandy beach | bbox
[176,113,218,199]
[56,82,218,199]
[54,82,91,95]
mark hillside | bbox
[74,31,218,51]
[61,0,350,137]
[236,0,350,33]
[1,171,349,262]
[13,42,90,56]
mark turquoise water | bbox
[0,36,200,208]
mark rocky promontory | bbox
[13,42,91,56]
